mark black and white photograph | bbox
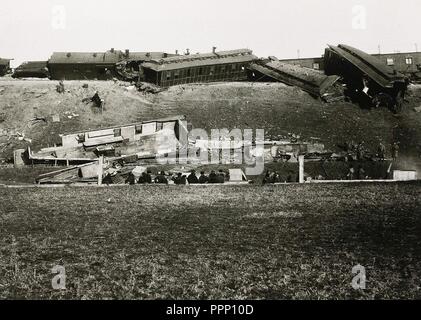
[0,0,420,311]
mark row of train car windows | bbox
[162,64,246,80]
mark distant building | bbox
[0,58,12,76]
[372,52,421,81]
[278,57,325,71]
[141,48,258,87]
[12,61,49,78]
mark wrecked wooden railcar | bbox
[0,58,12,76]
[35,157,137,185]
[12,61,50,78]
[141,48,258,87]
[116,52,176,81]
[27,116,189,165]
[324,44,409,112]
[248,59,344,101]
[48,50,123,80]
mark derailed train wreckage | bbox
[22,114,340,184]
[7,44,414,183]
[248,44,409,111]
[324,44,409,113]
[27,116,189,165]
[6,44,409,112]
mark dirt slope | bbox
[1,79,420,168]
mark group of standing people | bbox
[342,141,399,161]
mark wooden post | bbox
[98,156,104,186]
[299,155,305,184]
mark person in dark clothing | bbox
[377,142,386,160]
[392,142,399,160]
[347,166,355,180]
[138,172,148,184]
[125,172,136,185]
[208,170,218,184]
[91,91,103,108]
[198,171,209,184]
[145,170,152,184]
[173,173,186,185]
[172,173,181,184]
[357,166,366,180]
[356,141,365,161]
[187,170,199,184]
[224,170,230,182]
[103,173,113,185]
[56,80,65,93]
[263,170,272,184]
[154,171,168,184]
[217,170,225,184]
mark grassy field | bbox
[0,182,420,299]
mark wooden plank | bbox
[83,136,124,148]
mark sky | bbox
[1,0,420,67]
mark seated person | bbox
[138,172,148,184]
[198,171,209,184]
[208,170,218,184]
[145,170,152,184]
[217,170,225,184]
[173,173,187,185]
[263,170,274,184]
[154,171,168,184]
[125,172,136,185]
[273,172,281,183]
[187,170,199,184]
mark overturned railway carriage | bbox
[28,116,188,165]
[141,49,258,87]
[248,60,342,101]
[324,44,408,112]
